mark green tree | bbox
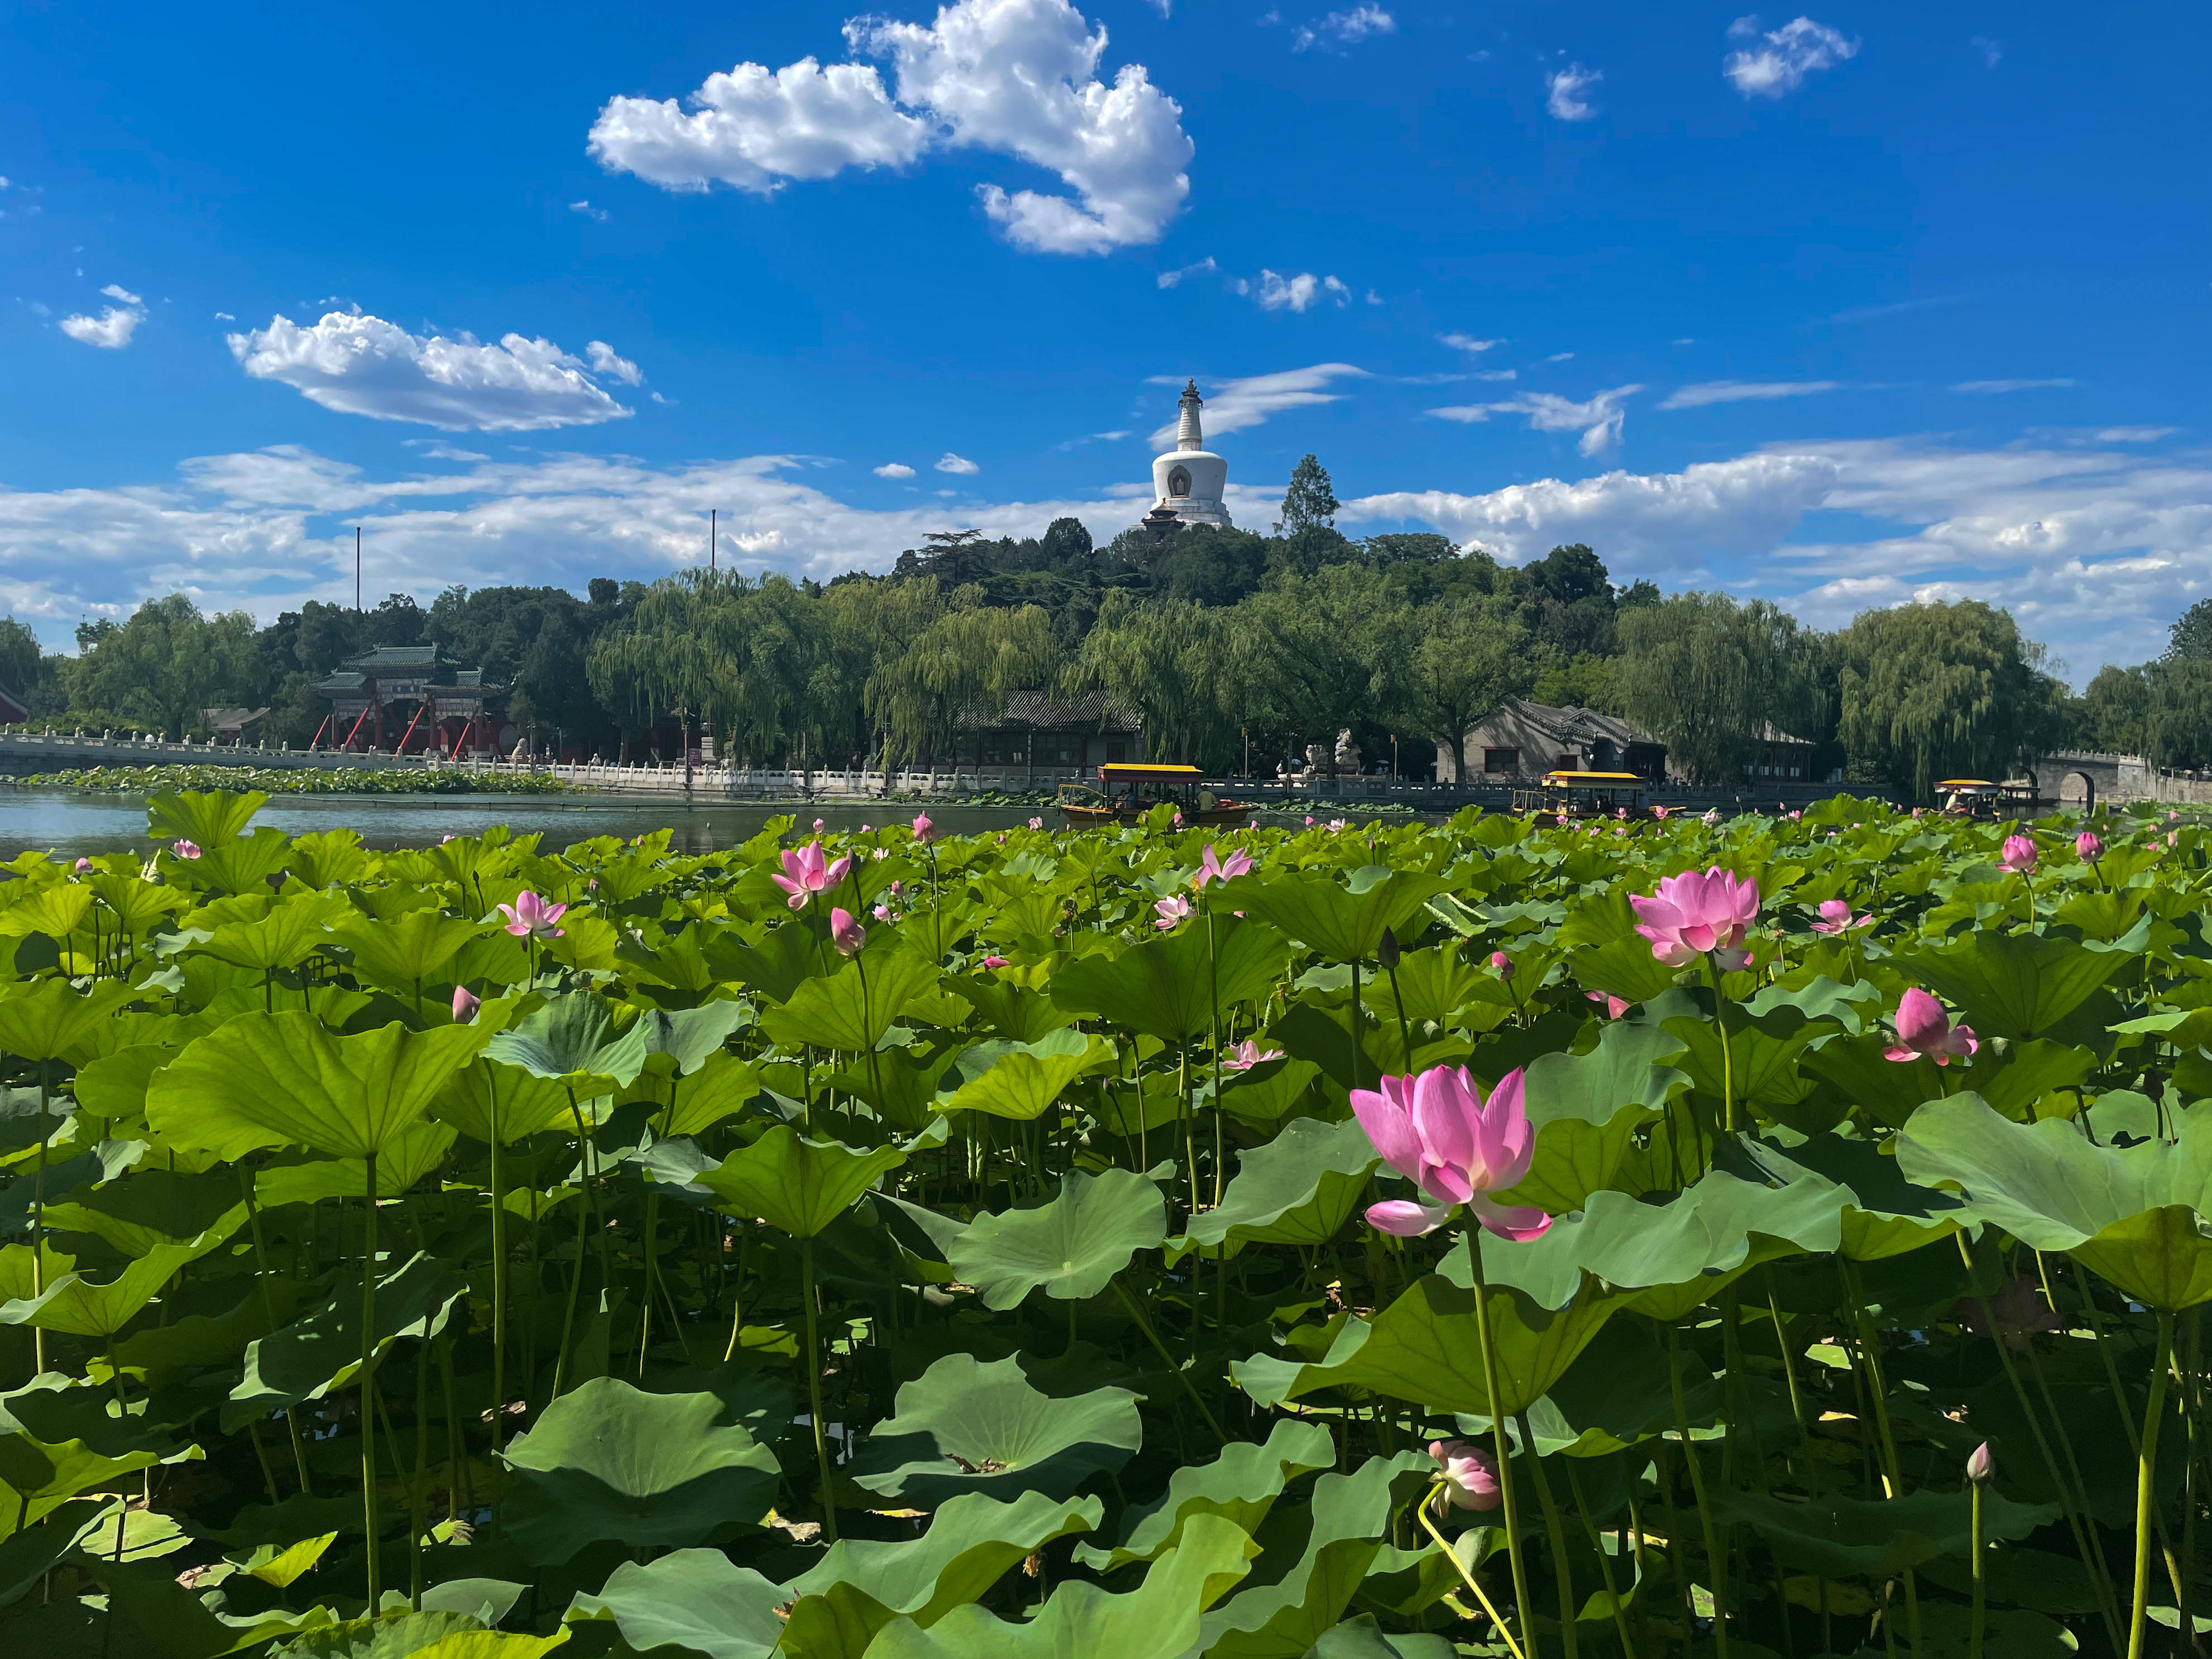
[2080,664,2151,755]
[0,616,42,698]
[867,591,1061,769]
[2146,660,2212,770]
[1833,600,2067,799]
[1229,566,1394,778]
[2167,598,2212,663]
[1387,593,1539,783]
[63,594,257,738]
[1275,454,1339,535]
[1067,591,1237,770]
[1616,593,1828,785]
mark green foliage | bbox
[0,789,2203,1659]
[1616,591,1830,784]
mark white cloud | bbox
[569,200,609,221]
[585,340,646,386]
[1471,369,1517,382]
[1157,256,1218,288]
[1146,362,1369,444]
[1952,377,2076,394]
[1429,385,1644,455]
[1364,289,1382,305]
[60,292,145,349]
[2093,428,2176,444]
[1292,4,1395,52]
[214,311,236,322]
[226,311,634,431]
[1546,63,1601,121]
[1247,270,1351,312]
[1723,16,1859,99]
[592,1,1194,256]
[875,462,918,478]
[935,452,981,474]
[1545,352,1575,362]
[1661,379,1840,410]
[1438,333,1501,353]
[1972,36,2001,69]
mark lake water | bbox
[0,789,1054,859]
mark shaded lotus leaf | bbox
[0,1497,102,1605]
[416,1582,526,1627]
[484,991,652,1091]
[0,978,140,1064]
[148,1013,490,1161]
[1308,1615,1454,1659]
[1051,917,1291,1043]
[185,827,297,898]
[271,1610,569,1659]
[1496,1014,1689,1212]
[0,1434,165,1539]
[1236,869,1450,966]
[1728,1129,1965,1260]
[1073,1417,1334,1572]
[950,1167,1165,1309]
[1896,1093,2212,1307]
[499,1375,779,1565]
[759,949,940,1053]
[849,1353,1143,1505]
[952,973,1076,1043]
[865,1512,1257,1659]
[41,1168,243,1258]
[226,1252,465,1426]
[1216,1054,1324,1125]
[938,1029,1117,1121]
[1797,1030,1947,1130]
[1170,1118,1378,1262]
[781,1491,1104,1659]
[829,1044,964,1134]
[252,1124,459,1206]
[705,919,820,1005]
[193,896,351,974]
[0,1224,231,1338]
[75,1553,332,1659]
[428,1061,584,1147]
[1198,1452,1432,1659]
[1889,924,2143,1043]
[1571,933,1680,1008]
[1231,1274,1615,1417]
[566,1547,784,1659]
[1711,1484,2058,1579]
[692,1123,936,1238]
[654,1047,762,1137]
[1477,1319,1722,1459]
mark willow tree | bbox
[1615,592,1828,785]
[1227,565,1395,778]
[1065,591,1236,770]
[1835,599,2066,799]
[586,572,824,764]
[865,588,1060,770]
[1387,591,1539,784]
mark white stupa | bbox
[1146,380,1233,530]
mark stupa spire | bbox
[1176,378,1204,452]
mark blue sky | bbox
[4,0,2206,677]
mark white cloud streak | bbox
[935,452,981,474]
[1146,363,1369,445]
[1723,15,1859,98]
[1660,380,1840,410]
[1546,63,1602,121]
[1952,378,2077,394]
[1429,385,1644,455]
[1292,4,1395,52]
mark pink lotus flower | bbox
[1960,1274,2062,1351]
[830,907,866,957]
[1884,987,1976,1066]
[1788,810,1802,821]
[1809,899,1871,935]
[1029,816,1043,830]
[73,857,91,873]
[1304,816,1314,827]
[1615,806,1628,821]
[1172,810,1184,827]
[1488,951,1514,978]
[813,818,825,831]
[1586,991,1630,1019]
[912,813,935,843]
[1966,1442,1994,1485]
[1221,1039,1285,1072]
[1999,834,2037,874]
[980,953,1009,970]
[1702,808,1721,825]
[2076,831,2103,861]
[1427,1440,1503,1512]
[172,839,202,860]
[1653,804,1673,819]
[1196,843,1253,888]
[1630,867,1760,968]
[1352,1065,1550,1241]
[452,986,481,1023]
[499,890,567,940]
[873,904,892,922]
[1154,894,1192,930]
[770,841,851,910]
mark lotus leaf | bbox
[566,1548,785,1658]
[949,1166,1166,1308]
[1073,1417,1335,1572]
[1170,1117,1379,1260]
[849,1353,1143,1505]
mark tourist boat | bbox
[1510,769,1649,824]
[1056,764,1252,828]
[1936,778,2008,818]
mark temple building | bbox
[315,644,510,756]
[1139,380,1234,534]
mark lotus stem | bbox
[1705,956,1736,1135]
[362,1150,381,1612]
[1841,1260,1922,1658]
[240,1162,314,1495]
[2128,1310,2176,1659]
[1467,1237,1540,1658]
[1564,1457,1636,1659]
[1418,1487,1528,1659]
[1666,1325,1727,1659]
[487,1076,507,1478]
[802,1234,840,1544]
[1970,1478,1985,1659]
[1514,1411,1579,1658]
[1111,1278,1227,1444]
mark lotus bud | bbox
[2076,830,2103,861]
[73,857,91,873]
[1377,927,1401,971]
[452,986,481,1023]
[912,813,935,844]
[1489,951,1513,979]
[831,907,866,957]
[1966,1442,1994,1486]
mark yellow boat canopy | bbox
[1098,764,1203,781]
[1935,779,1996,789]
[1540,770,1645,784]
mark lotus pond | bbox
[0,789,2203,1658]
